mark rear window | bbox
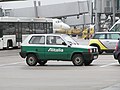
[29,36,45,44]
[107,33,120,40]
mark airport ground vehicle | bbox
[19,34,98,66]
[0,17,70,49]
[89,32,120,54]
[113,39,120,64]
[0,17,53,49]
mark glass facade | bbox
[110,24,120,32]
[117,0,120,11]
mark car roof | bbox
[28,34,66,36]
[95,32,120,34]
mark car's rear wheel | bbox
[72,54,84,66]
[26,54,38,66]
[38,60,47,66]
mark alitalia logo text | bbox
[48,48,64,52]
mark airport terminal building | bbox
[2,0,120,31]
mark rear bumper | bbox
[19,52,26,58]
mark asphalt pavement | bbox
[0,39,120,90]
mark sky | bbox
[0,0,86,9]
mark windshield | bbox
[62,34,77,45]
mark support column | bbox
[112,0,116,24]
[95,9,98,32]
[34,1,38,18]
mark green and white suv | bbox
[19,34,98,66]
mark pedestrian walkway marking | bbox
[100,63,117,68]
[0,61,24,67]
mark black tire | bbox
[72,54,84,66]
[118,60,120,64]
[118,55,120,64]
[84,60,92,66]
[105,50,114,53]
[38,60,47,66]
[7,41,10,49]
[26,54,38,66]
[7,40,13,50]
[96,46,103,54]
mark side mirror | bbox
[62,42,67,45]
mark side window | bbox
[47,36,64,45]
[109,34,120,40]
[56,36,64,45]
[93,34,105,39]
[47,36,56,45]
[29,36,45,44]
[2,22,16,35]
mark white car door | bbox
[107,33,120,49]
[99,33,119,50]
[0,38,3,49]
[102,39,118,49]
[101,33,120,49]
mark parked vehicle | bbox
[0,17,70,50]
[19,34,98,66]
[89,32,120,54]
[113,39,120,64]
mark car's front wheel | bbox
[72,54,84,66]
[118,60,120,64]
[118,54,120,64]
[38,60,47,66]
[26,54,38,66]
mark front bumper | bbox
[83,53,98,61]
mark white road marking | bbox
[0,61,24,67]
[101,83,120,90]
[100,63,117,68]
